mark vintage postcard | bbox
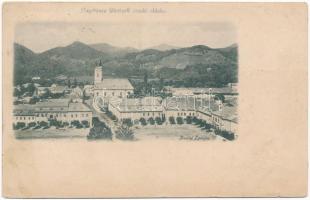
[2,2,307,198]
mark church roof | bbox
[94,79,134,90]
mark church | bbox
[93,63,134,100]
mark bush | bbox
[176,117,184,125]
[63,122,69,127]
[139,118,147,126]
[155,117,163,125]
[122,118,133,127]
[169,116,176,124]
[148,117,155,125]
[115,125,134,141]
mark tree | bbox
[148,117,155,125]
[215,94,225,103]
[87,120,112,140]
[199,120,206,128]
[139,118,147,126]
[81,120,89,127]
[115,125,134,141]
[39,121,48,127]
[169,116,176,124]
[185,116,192,124]
[155,117,163,125]
[176,117,184,125]
[15,122,26,129]
[122,118,133,127]
[28,122,36,128]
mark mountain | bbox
[90,43,138,57]
[147,44,180,51]
[14,42,238,87]
[41,41,107,60]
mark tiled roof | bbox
[13,105,36,116]
[50,86,68,93]
[94,79,134,90]
[35,99,70,108]
[68,103,92,112]
[110,97,163,112]
[212,105,238,123]
[164,96,218,111]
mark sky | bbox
[15,22,237,53]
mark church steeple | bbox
[94,61,103,84]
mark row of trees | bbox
[13,120,90,130]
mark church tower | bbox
[94,60,103,84]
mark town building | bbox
[13,99,93,126]
[108,97,164,123]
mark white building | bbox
[13,99,93,126]
[108,97,164,122]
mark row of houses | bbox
[107,96,238,133]
[13,99,93,126]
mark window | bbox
[32,117,34,120]
[75,114,78,117]
[24,117,26,120]
[143,113,145,116]
[71,114,73,118]
[82,114,84,117]
[60,108,64,110]
[112,92,114,96]
[104,92,106,97]
[152,112,154,116]
[96,92,99,96]
[86,114,88,117]
[64,114,66,117]
[41,114,44,117]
